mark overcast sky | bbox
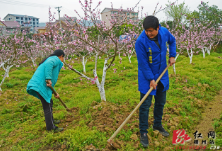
[0,0,221,23]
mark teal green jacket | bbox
[27,56,63,103]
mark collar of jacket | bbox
[48,56,64,69]
[141,24,166,69]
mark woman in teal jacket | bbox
[27,49,65,132]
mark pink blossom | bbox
[94,76,98,80]
[89,47,93,51]
[85,34,88,40]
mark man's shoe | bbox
[153,126,169,137]
[140,133,149,148]
[54,120,61,124]
[54,126,64,133]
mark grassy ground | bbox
[214,113,222,148]
[0,52,222,151]
[212,93,222,149]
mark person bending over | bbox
[27,49,65,133]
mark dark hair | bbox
[143,16,159,30]
[39,49,65,65]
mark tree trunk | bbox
[31,57,36,67]
[206,45,211,55]
[82,56,87,74]
[202,48,205,58]
[0,73,7,91]
[173,54,179,74]
[187,48,193,64]
[128,53,132,63]
[93,58,108,101]
[98,85,106,101]
[0,65,13,91]
[190,48,193,64]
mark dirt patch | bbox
[67,107,78,112]
[88,101,139,133]
[106,141,121,150]
[59,107,80,128]
[87,101,141,150]
[184,90,222,151]
[25,68,35,72]
[42,143,68,151]
[85,91,222,151]
[87,101,177,150]
[84,144,100,151]
[64,114,76,122]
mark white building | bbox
[3,14,39,33]
[101,8,138,27]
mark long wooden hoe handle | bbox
[46,82,68,109]
[107,64,171,143]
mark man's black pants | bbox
[139,82,166,134]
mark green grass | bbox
[213,112,222,147]
[0,52,222,150]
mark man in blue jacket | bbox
[135,16,176,147]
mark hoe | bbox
[46,80,72,112]
[108,64,171,146]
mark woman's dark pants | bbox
[36,92,55,130]
[139,82,166,134]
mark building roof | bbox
[0,21,6,26]
[101,8,137,14]
[47,19,77,27]
[38,23,46,27]
[2,21,20,28]
[3,14,39,20]
[60,17,77,21]
[78,20,101,27]
[34,27,45,30]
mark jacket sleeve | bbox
[45,59,57,80]
[135,40,154,81]
[167,29,177,58]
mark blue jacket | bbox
[135,25,176,95]
[27,56,63,103]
